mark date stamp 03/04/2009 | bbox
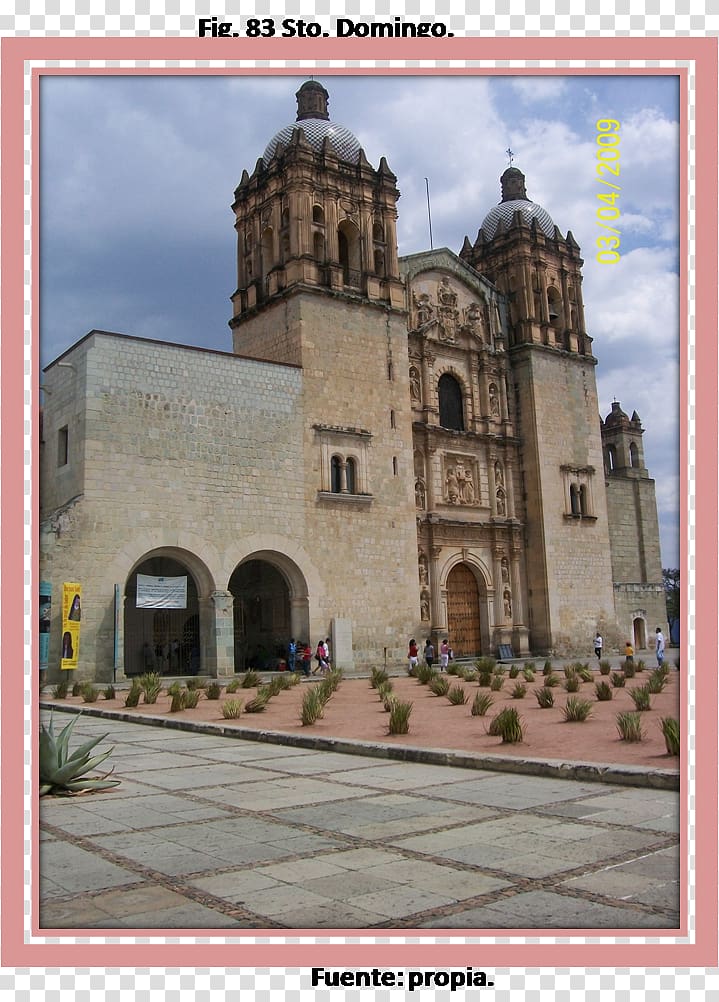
[595,119,622,264]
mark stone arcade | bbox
[39,80,666,681]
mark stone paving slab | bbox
[38,711,681,932]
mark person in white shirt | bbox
[655,627,665,666]
[594,632,603,661]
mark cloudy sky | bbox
[39,72,680,566]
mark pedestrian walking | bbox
[594,632,603,661]
[439,638,450,672]
[655,627,665,667]
[407,638,418,675]
[424,638,435,670]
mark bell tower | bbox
[227,81,420,664]
[460,166,617,652]
[229,79,404,364]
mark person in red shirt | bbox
[407,638,419,675]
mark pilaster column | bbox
[384,211,399,278]
[488,451,497,516]
[114,590,127,681]
[510,546,525,625]
[210,590,235,678]
[492,547,505,626]
[429,546,443,630]
[504,456,517,518]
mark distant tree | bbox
[663,568,680,642]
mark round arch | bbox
[441,556,491,658]
[124,547,215,677]
[228,550,310,671]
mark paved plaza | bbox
[38,709,680,932]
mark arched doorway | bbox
[124,555,201,676]
[633,617,647,651]
[446,563,483,657]
[229,559,292,671]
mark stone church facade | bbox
[39,81,667,681]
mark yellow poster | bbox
[61,582,82,670]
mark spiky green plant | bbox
[138,672,163,704]
[610,671,626,688]
[534,686,554,708]
[124,680,142,707]
[563,665,577,679]
[415,664,436,684]
[205,681,222,700]
[103,684,115,700]
[492,664,506,676]
[478,671,493,688]
[599,659,611,675]
[629,685,652,711]
[522,667,535,682]
[170,689,186,712]
[647,670,668,694]
[510,682,527,699]
[221,699,243,719]
[508,664,520,679]
[524,661,536,673]
[659,716,679,755]
[564,674,580,693]
[489,674,505,691]
[636,659,646,672]
[71,680,83,697]
[471,691,494,716]
[462,669,478,682]
[244,686,270,712]
[577,665,594,683]
[616,711,644,742]
[52,680,69,699]
[286,671,301,686]
[300,687,323,725]
[474,656,496,673]
[488,706,524,743]
[428,675,450,697]
[543,673,560,687]
[562,696,593,722]
[376,680,393,701]
[447,663,461,676]
[167,680,183,697]
[241,671,260,688]
[186,676,206,691]
[388,699,412,735]
[79,684,99,703]
[225,678,240,693]
[39,713,120,796]
[447,684,468,705]
[370,667,389,689]
[182,687,200,708]
[595,680,613,701]
[383,693,398,713]
[542,659,553,676]
[623,659,636,678]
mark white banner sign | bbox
[136,574,188,609]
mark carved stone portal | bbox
[443,455,479,506]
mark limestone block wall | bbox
[511,346,617,654]
[605,476,664,584]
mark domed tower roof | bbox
[604,401,631,428]
[262,80,363,165]
[480,166,556,239]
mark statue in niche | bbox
[503,589,512,620]
[414,293,434,327]
[438,277,457,308]
[418,551,429,586]
[495,461,504,486]
[445,466,459,504]
[462,467,475,504]
[489,383,500,417]
[496,488,506,516]
[415,478,426,510]
[455,460,475,505]
[501,556,510,584]
[409,366,422,404]
[420,589,431,622]
[437,277,459,342]
[466,301,483,337]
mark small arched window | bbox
[345,457,357,494]
[438,373,464,431]
[330,455,342,494]
[579,484,588,515]
[312,204,325,224]
[629,442,639,468]
[606,445,617,472]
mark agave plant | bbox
[39,714,120,796]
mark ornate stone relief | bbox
[443,455,478,506]
[409,366,422,405]
[415,478,426,510]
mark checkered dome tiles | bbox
[263,118,363,164]
[480,198,556,238]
